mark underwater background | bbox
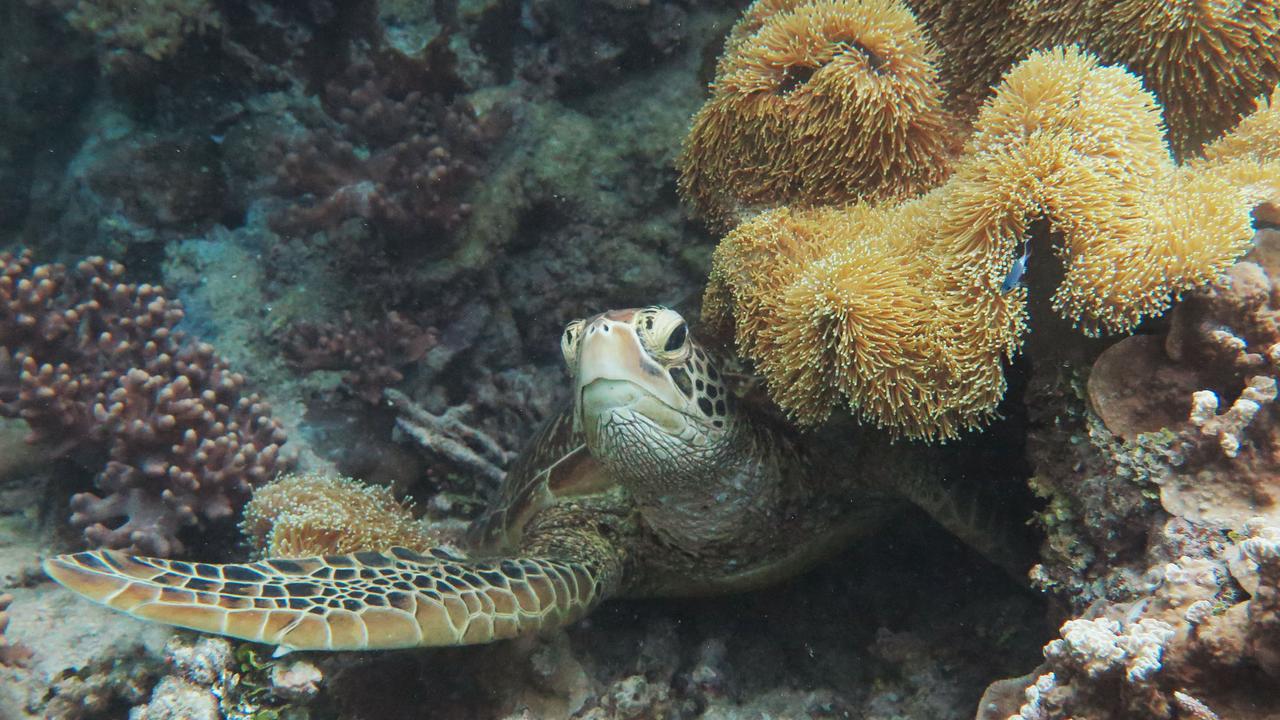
[1,0,1279,718]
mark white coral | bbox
[1043,617,1175,684]
[1119,619,1175,682]
[1046,619,1127,678]
[1189,376,1277,457]
[1242,534,1280,565]
[1011,672,1058,720]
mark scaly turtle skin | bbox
[44,307,1026,653]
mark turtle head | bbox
[561,307,735,470]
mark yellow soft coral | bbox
[917,0,1280,156]
[678,0,957,228]
[241,473,435,557]
[706,47,1279,440]
[697,0,1280,223]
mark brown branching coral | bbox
[705,47,1279,440]
[677,0,957,228]
[280,311,438,404]
[241,472,435,557]
[0,250,293,556]
[271,58,502,245]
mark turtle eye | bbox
[663,322,688,352]
[561,319,585,369]
[637,307,689,358]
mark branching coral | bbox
[241,472,435,557]
[1087,227,1280,529]
[271,58,501,245]
[677,0,957,227]
[280,311,438,404]
[0,250,293,556]
[386,388,516,488]
[704,47,1278,440]
[1189,376,1277,458]
[1005,523,1280,720]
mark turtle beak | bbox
[573,314,679,433]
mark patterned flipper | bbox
[43,546,610,652]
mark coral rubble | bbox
[0,250,293,556]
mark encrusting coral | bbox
[677,0,957,228]
[241,472,436,558]
[0,250,293,556]
[704,47,1280,440]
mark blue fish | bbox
[1001,240,1032,293]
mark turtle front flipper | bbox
[43,545,618,652]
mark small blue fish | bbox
[1001,240,1031,293]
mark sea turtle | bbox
[45,307,1026,653]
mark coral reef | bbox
[677,0,957,227]
[241,472,436,557]
[50,0,222,75]
[980,227,1280,719]
[0,250,293,556]
[1086,228,1280,530]
[703,47,1278,440]
[1005,523,1280,720]
[0,2,1131,719]
[280,311,438,404]
[270,57,502,247]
